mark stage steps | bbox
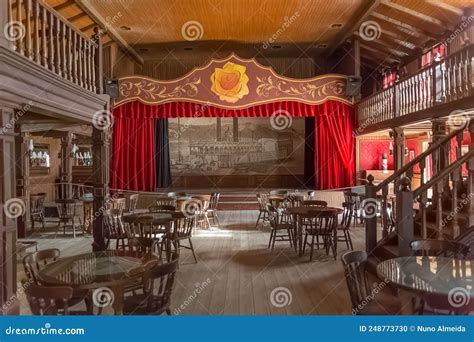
[217,193,258,210]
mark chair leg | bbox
[255,211,262,229]
[287,229,293,248]
[214,213,220,228]
[271,230,277,251]
[40,214,45,230]
[188,238,197,263]
[309,235,315,261]
[303,233,308,254]
[347,230,354,250]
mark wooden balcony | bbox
[357,44,474,134]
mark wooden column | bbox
[353,35,361,101]
[432,118,449,175]
[14,127,30,238]
[396,177,414,257]
[365,175,377,255]
[391,127,405,172]
[59,132,74,199]
[0,106,19,314]
[0,0,9,48]
[91,124,110,251]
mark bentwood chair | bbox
[206,192,220,227]
[24,283,75,315]
[341,251,402,315]
[55,199,82,238]
[23,248,61,284]
[337,202,355,250]
[108,197,127,211]
[124,194,139,215]
[255,193,270,228]
[104,209,128,249]
[30,193,46,231]
[123,253,179,315]
[154,197,176,208]
[192,195,211,229]
[266,204,293,251]
[303,211,338,260]
[163,215,197,263]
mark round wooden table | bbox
[38,250,156,314]
[377,256,474,314]
[286,206,343,256]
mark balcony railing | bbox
[6,0,100,92]
[357,44,474,128]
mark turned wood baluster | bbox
[16,0,24,55]
[399,82,405,115]
[48,11,54,71]
[71,32,77,85]
[7,0,14,49]
[435,180,443,236]
[89,44,94,91]
[41,4,47,67]
[428,67,433,107]
[25,0,32,58]
[91,44,96,93]
[61,22,67,79]
[443,59,450,102]
[85,42,91,90]
[462,49,469,96]
[33,0,39,63]
[381,184,389,237]
[457,52,464,97]
[419,158,427,239]
[67,26,72,81]
[55,16,61,75]
[78,37,83,87]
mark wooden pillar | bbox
[91,123,110,251]
[14,127,30,238]
[233,118,238,142]
[396,177,414,256]
[391,127,405,171]
[93,27,103,94]
[353,35,361,101]
[365,175,377,255]
[59,132,74,199]
[432,118,449,174]
[0,106,19,314]
[0,0,9,48]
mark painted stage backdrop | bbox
[169,118,304,176]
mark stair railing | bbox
[364,119,473,256]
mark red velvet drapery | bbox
[112,100,354,191]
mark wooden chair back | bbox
[126,237,156,255]
[341,201,355,229]
[286,194,305,208]
[209,192,220,210]
[24,283,74,315]
[341,251,370,311]
[171,215,195,239]
[127,216,155,238]
[192,195,211,211]
[104,209,126,239]
[55,199,78,219]
[108,197,126,211]
[126,194,139,214]
[23,248,61,284]
[266,204,282,227]
[256,193,269,211]
[410,239,470,259]
[155,197,176,207]
[143,254,179,311]
[303,200,328,207]
[30,193,46,215]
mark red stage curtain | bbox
[111,102,156,191]
[112,100,354,191]
[315,101,355,189]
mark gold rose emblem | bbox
[211,62,249,103]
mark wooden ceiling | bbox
[45,0,473,68]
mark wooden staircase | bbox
[364,119,474,264]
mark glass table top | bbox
[377,256,474,297]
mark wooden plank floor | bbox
[18,210,366,315]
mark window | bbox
[421,43,446,68]
[382,69,397,89]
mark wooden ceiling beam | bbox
[68,12,88,23]
[354,31,413,56]
[425,0,464,17]
[75,0,144,65]
[327,0,382,56]
[53,0,75,12]
[80,23,96,33]
[380,0,452,30]
[360,44,401,64]
[371,12,438,41]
